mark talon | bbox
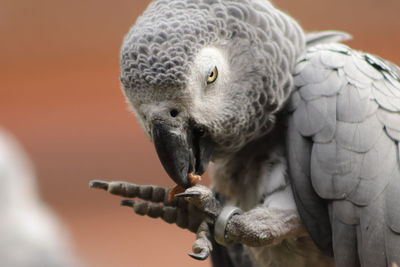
[120,200,134,207]
[89,180,109,191]
[175,191,201,198]
[188,250,209,261]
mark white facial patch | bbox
[188,47,230,123]
[191,46,229,91]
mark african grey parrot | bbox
[90,0,400,266]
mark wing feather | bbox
[293,98,327,136]
[377,109,400,131]
[337,84,370,123]
[385,128,400,141]
[311,141,360,200]
[287,120,333,255]
[357,193,386,266]
[299,72,346,101]
[343,57,374,85]
[319,49,348,68]
[335,113,383,153]
[294,59,332,86]
[287,43,400,266]
[331,215,360,267]
[305,31,352,47]
[384,167,400,265]
[352,55,384,80]
[312,96,336,143]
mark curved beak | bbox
[151,122,214,188]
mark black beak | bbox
[151,122,214,188]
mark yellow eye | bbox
[207,66,218,84]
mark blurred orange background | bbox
[1,0,399,266]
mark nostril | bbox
[170,109,179,118]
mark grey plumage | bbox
[120,0,305,153]
[288,43,400,266]
[90,0,400,266]
[305,31,352,47]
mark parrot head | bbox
[120,0,304,188]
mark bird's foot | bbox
[89,180,217,260]
[174,185,222,260]
[175,185,221,219]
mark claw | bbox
[89,180,109,191]
[175,191,201,198]
[188,250,209,261]
[120,200,134,207]
[189,220,212,261]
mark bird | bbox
[90,0,400,266]
[0,129,82,267]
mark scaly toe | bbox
[89,180,109,191]
[120,200,134,207]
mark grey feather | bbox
[343,59,374,87]
[299,72,346,101]
[337,84,371,123]
[357,194,386,267]
[352,54,384,80]
[293,58,310,75]
[385,168,400,233]
[286,90,301,112]
[294,60,332,86]
[335,114,383,153]
[319,49,349,69]
[377,109,400,132]
[336,115,383,152]
[346,133,396,206]
[293,98,327,136]
[385,128,400,141]
[286,122,333,255]
[288,43,400,266]
[305,31,352,47]
[331,200,359,226]
[312,96,336,143]
[373,86,400,111]
[311,141,359,199]
[331,215,360,267]
[382,78,400,98]
[384,168,400,266]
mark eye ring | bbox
[207,66,218,84]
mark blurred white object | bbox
[0,129,81,267]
